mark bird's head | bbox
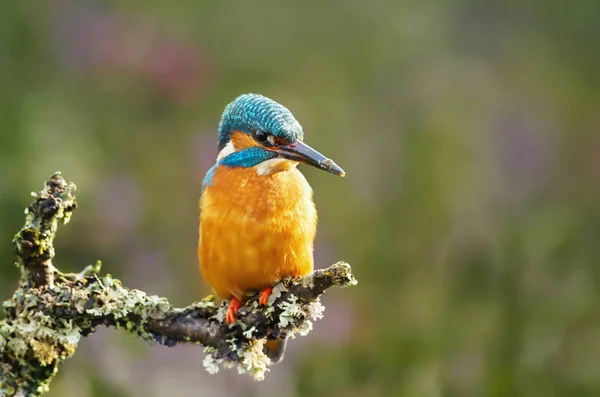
[216,94,345,176]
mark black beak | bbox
[274,140,345,176]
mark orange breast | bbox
[198,165,317,299]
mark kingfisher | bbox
[198,93,344,362]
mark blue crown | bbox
[217,94,303,151]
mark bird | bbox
[198,93,344,362]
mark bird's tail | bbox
[264,337,288,363]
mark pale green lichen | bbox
[200,311,282,381]
[264,305,276,316]
[278,295,305,328]
[197,281,338,379]
[7,336,28,357]
[301,273,315,289]
[202,351,221,374]
[277,295,326,338]
[21,313,54,336]
[237,340,270,381]
[0,262,190,396]
[202,346,235,375]
[268,282,288,305]
[298,320,313,336]
[214,303,228,323]
[71,289,90,312]
[332,262,358,287]
[227,335,238,351]
[307,300,326,321]
[199,292,331,379]
[242,326,256,339]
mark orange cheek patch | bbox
[230,131,259,150]
[273,136,290,146]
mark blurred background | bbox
[1,1,600,396]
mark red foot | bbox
[226,298,242,324]
[259,286,273,306]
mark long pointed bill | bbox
[274,140,345,176]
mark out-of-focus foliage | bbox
[1,1,600,396]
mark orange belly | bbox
[198,165,317,299]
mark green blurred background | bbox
[2,1,600,396]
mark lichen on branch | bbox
[0,173,357,396]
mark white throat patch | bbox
[255,158,299,176]
[216,141,235,162]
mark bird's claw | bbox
[226,297,242,324]
[258,286,273,306]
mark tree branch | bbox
[0,173,357,396]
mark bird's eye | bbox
[252,129,269,143]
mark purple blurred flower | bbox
[50,0,212,102]
[490,106,558,208]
